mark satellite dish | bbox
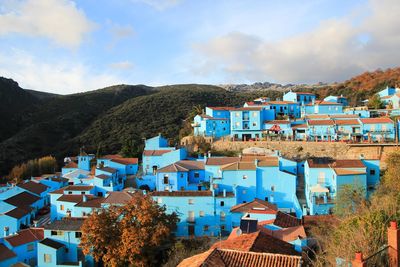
[236,228,242,236]
[64,157,71,163]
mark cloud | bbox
[0,49,124,94]
[106,21,135,49]
[192,0,400,84]
[134,0,182,10]
[0,0,95,48]
[109,61,135,70]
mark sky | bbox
[0,0,399,94]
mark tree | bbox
[367,94,384,109]
[80,193,179,267]
[333,183,367,217]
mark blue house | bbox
[283,91,316,104]
[359,117,395,142]
[306,119,336,141]
[61,161,79,176]
[156,160,205,191]
[77,153,95,172]
[96,155,139,176]
[264,120,292,139]
[304,158,379,215]
[230,107,264,141]
[324,95,348,106]
[193,114,230,138]
[38,218,92,267]
[0,243,17,267]
[2,227,43,266]
[244,101,299,119]
[334,119,362,141]
[301,101,343,116]
[377,86,399,98]
[142,135,187,175]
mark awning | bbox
[310,184,329,193]
[269,124,282,132]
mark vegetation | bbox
[311,151,400,266]
[80,193,179,267]
[7,156,57,182]
[367,94,385,109]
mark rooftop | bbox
[143,150,173,156]
[4,228,44,247]
[360,117,393,124]
[4,191,40,208]
[307,158,365,168]
[221,162,256,171]
[307,119,335,126]
[151,191,212,197]
[5,207,32,219]
[110,157,138,165]
[0,244,16,262]
[206,157,240,166]
[44,218,85,231]
[103,191,135,204]
[39,238,65,249]
[230,198,277,214]
[17,181,49,195]
[273,211,302,228]
[97,167,117,174]
[334,168,367,176]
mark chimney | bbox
[4,227,9,237]
[352,252,366,267]
[254,159,259,167]
[388,221,400,267]
[33,220,39,227]
[223,189,226,198]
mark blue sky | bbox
[0,0,399,94]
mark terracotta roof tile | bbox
[230,198,277,214]
[157,163,189,172]
[264,120,291,124]
[334,168,366,176]
[274,211,302,228]
[151,191,212,197]
[0,244,16,261]
[360,117,393,124]
[307,119,335,125]
[291,124,308,129]
[97,167,117,173]
[267,101,296,105]
[330,114,359,119]
[103,191,135,204]
[199,114,228,120]
[143,150,173,156]
[63,162,78,168]
[64,185,94,191]
[208,107,236,111]
[306,101,341,106]
[234,107,263,111]
[260,225,307,243]
[75,196,104,208]
[4,228,44,247]
[307,158,365,168]
[304,114,329,119]
[95,174,110,180]
[206,157,240,166]
[5,207,31,219]
[4,191,40,208]
[175,160,205,170]
[179,248,302,267]
[110,158,138,165]
[221,162,256,171]
[44,218,84,231]
[17,181,49,195]
[334,119,360,125]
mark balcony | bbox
[191,122,200,127]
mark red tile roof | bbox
[206,157,240,166]
[264,120,291,124]
[273,211,302,228]
[360,117,393,124]
[57,194,97,203]
[5,207,31,219]
[179,248,302,267]
[210,230,299,255]
[334,168,366,176]
[17,181,49,195]
[151,191,212,197]
[0,244,16,261]
[158,160,205,172]
[267,101,295,105]
[39,238,65,249]
[143,150,173,156]
[307,158,365,168]
[64,185,94,191]
[230,198,277,214]
[307,119,335,125]
[75,196,104,208]
[110,158,138,165]
[97,167,117,173]
[103,191,135,204]
[334,119,360,125]
[4,192,40,208]
[63,161,78,168]
[260,225,307,243]
[234,107,263,111]
[305,101,341,106]
[221,162,256,171]
[4,228,44,247]
[208,107,236,111]
[291,124,307,129]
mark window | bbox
[75,232,82,238]
[188,211,195,222]
[199,211,205,217]
[252,112,257,117]
[82,212,87,217]
[235,122,240,127]
[243,175,248,179]
[220,211,226,221]
[271,186,275,192]
[382,125,387,131]
[235,112,240,117]
[221,225,226,230]
[252,122,257,127]
[242,189,247,194]
[370,169,376,175]
[318,172,325,184]
[370,125,375,132]
[27,243,34,251]
[157,198,162,204]
[81,192,85,195]
[68,191,72,194]
[194,172,200,178]
[203,225,209,231]
[188,199,194,205]
[163,175,169,184]
[220,201,224,206]
[44,254,52,263]
[51,230,64,236]
[180,173,184,178]
[60,205,64,211]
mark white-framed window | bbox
[252,112,257,117]
[370,125,375,131]
[157,198,162,204]
[199,211,205,217]
[44,254,52,263]
[163,175,169,184]
[235,112,240,117]
[252,122,257,127]
[220,211,226,221]
[242,189,247,194]
[60,205,64,211]
[235,122,240,127]
[188,199,194,205]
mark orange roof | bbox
[329,114,359,119]
[360,117,393,124]
[308,119,334,125]
[334,119,360,125]
[178,248,302,267]
[221,162,256,171]
[110,157,138,165]
[151,191,212,197]
[260,225,307,243]
[291,124,307,129]
[264,120,290,124]
[4,228,44,247]
[158,160,204,172]
[307,158,365,168]
[17,181,49,195]
[0,244,16,262]
[230,198,277,214]
[234,107,263,111]
[304,114,329,119]
[206,157,240,166]
[208,107,236,111]
[63,161,78,168]
[267,101,295,105]
[274,211,302,228]
[306,101,341,106]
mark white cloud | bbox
[0,49,124,94]
[192,0,400,84]
[0,0,95,48]
[134,0,182,10]
[109,61,135,70]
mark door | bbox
[188,225,195,236]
